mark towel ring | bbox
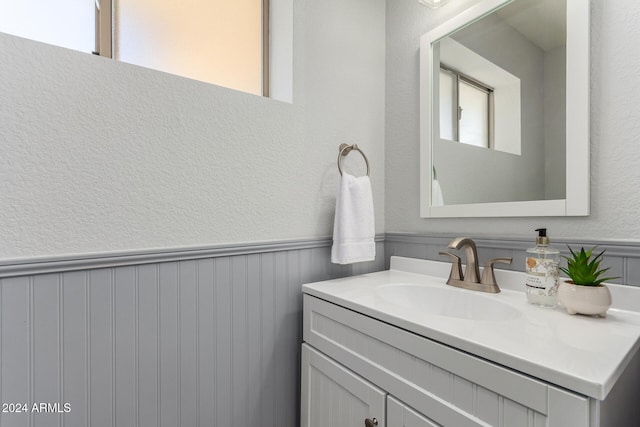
[337,143,370,176]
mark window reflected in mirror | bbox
[434,36,522,156]
[439,66,493,149]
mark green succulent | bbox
[559,246,619,286]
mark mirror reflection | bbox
[431,0,566,206]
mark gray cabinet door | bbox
[301,344,386,427]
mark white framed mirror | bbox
[419,0,589,217]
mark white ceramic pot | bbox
[557,281,612,317]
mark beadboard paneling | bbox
[0,240,384,427]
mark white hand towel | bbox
[432,178,444,206]
[331,172,375,264]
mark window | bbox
[0,0,269,96]
[439,65,494,148]
[113,0,267,96]
[0,0,95,53]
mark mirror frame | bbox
[419,0,589,217]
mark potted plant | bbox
[558,246,619,317]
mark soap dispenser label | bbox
[525,258,558,293]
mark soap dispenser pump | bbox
[525,228,560,307]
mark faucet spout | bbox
[441,237,509,293]
[448,237,481,283]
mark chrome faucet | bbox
[439,237,512,293]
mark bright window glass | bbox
[0,0,265,96]
[114,0,264,95]
[0,0,94,53]
[459,80,489,148]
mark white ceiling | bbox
[496,0,566,52]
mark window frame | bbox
[94,0,112,58]
[440,64,495,149]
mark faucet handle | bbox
[480,257,513,287]
[439,252,463,282]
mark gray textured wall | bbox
[0,0,386,260]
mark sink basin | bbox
[375,283,521,321]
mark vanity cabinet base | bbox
[301,295,618,427]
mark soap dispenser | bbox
[525,228,560,307]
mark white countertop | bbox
[301,257,640,400]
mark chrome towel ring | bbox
[337,143,370,176]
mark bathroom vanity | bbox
[301,257,640,427]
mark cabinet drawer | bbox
[303,295,589,427]
[388,395,440,427]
